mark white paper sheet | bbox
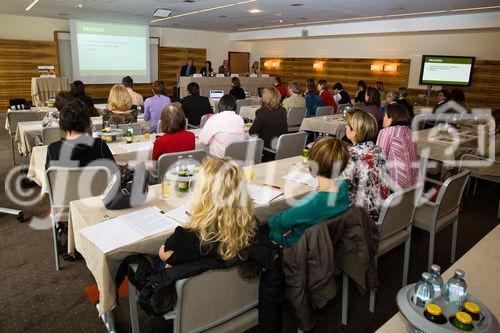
[165,204,191,225]
[283,171,318,188]
[247,184,283,205]
[119,141,153,152]
[80,206,179,253]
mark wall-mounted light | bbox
[313,61,325,69]
[264,60,281,68]
[370,64,384,71]
[384,64,398,72]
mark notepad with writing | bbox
[283,171,318,188]
[80,206,179,253]
[247,184,283,205]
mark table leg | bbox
[96,303,118,333]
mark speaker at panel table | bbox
[180,58,197,77]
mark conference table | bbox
[179,76,274,98]
[299,114,347,138]
[67,156,313,316]
[376,224,500,332]
[239,105,261,121]
[28,129,205,195]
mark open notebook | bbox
[80,206,179,253]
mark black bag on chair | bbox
[101,162,149,210]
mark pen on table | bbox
[263,183,281,190]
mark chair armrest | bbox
[417,197,439,208]
[263,147,276,154]
[424,177,443,186]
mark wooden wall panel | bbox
[261,57,410,98]
[0,39,59,110]
[159,47,206,95]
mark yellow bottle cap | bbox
[456,311,473,325]
[464,301,480,314]
[426,303,442,316]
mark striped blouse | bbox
[376,125,419,190]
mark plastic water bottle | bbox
[430,264,444,299]
[186,155,195,176]
[413,272,435,308]
[92,125,98,138]
[445,269,468,306]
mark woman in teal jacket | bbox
[268,137,350,247]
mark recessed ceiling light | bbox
[218,15,227,18]
[249,9,262,14]
[25,0,40,11]
[184,0,196,2]
[290,3,303,7]
[153,8,172,18]
[76,4,83,8]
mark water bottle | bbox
[126,122,134,143]
[413,272,435,307]
[186,155,195,176]
[175,156,183,174]
[445,269,468,306]
[430,264,444,299]
[92,125,98,138]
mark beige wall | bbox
[248,29,500,89]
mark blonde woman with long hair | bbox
[159,158,256,263]
[102,84,137,126]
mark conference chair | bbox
[459,154,500,219]
[118,123,142,135]
[236,98,252,114]
[6,110,41,165]
[224,138,264,166]
[286,107,307,132]
[128,266,259,333]
[263,132,307,161]
[46,166,112,271]
[412,170,471,271]
[157,149,207,180]
[199,114,212,128]
[367,185,421,314]
[41,127,65,145]
[171,101,182,109]
[337,103,352,115]
[315,106,334,117]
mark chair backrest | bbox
[46,166,111,208]
[378,185,421,240]
[7,111,41,134]
[275,132,307,160]
[337,103,352,114]
[286,107,306,128]
[42,127,65,145]
[199,114,212,128]
[174,267,259,333]
[157,149,207,178]
[236,99,252,114]
[224,138,264,166]
[315,106,334,117]
[435,170,471,218]
[118,123,142,135]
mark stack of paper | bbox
[119,141,153,152]
[80,206,179,253]
[247,184,283,205]
[165,204,192,225]
[283,171,318,188]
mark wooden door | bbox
[229,52,250,74]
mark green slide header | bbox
[425,57,473,65]
[76,21,146,37]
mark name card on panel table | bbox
[231,74,239,77]
[216,74,225,78]
[193,74,202,78]
[261,74,269,77]
[249,74,258,78]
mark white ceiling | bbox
[1,0,500,32]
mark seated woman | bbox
[304,81,324,117]
[267,137,350,247]
[71,80,99,117]
[229,77,246,100]
[200,60,214,76]
[364,87,383,122]
[181,82,212,126]
[159,157,256,264]
[152,105,195,161]
[144,80,171,133]
[199,95,245,158]
[102,84,137,126]
[317,79,337,112]
[46,100,115,169]
[376,104,418,190]
[249,87,287,153]
[251,61,261,75]
[432,89,449,113]
[341,110,392,222]
[42,91,75,128]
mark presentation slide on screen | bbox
[420,56,473,85]
[70,20,150,83]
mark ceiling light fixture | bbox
[153,8,172,18]
[249,9,262,14]
[151,0,258,23]
[384,10,447,18]
[25,0,40,11]
[336,15,384,22]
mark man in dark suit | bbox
[218,59,231,76]
[180,58,196,76]
[181,82,212,126]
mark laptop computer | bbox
[209,90,224,99]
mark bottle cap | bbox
[455,269,465,278]
[422,272,432,281]
[430,264,441,273]
[464,301,480,314]
[426,303,442,316]
[455,311,472,325]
